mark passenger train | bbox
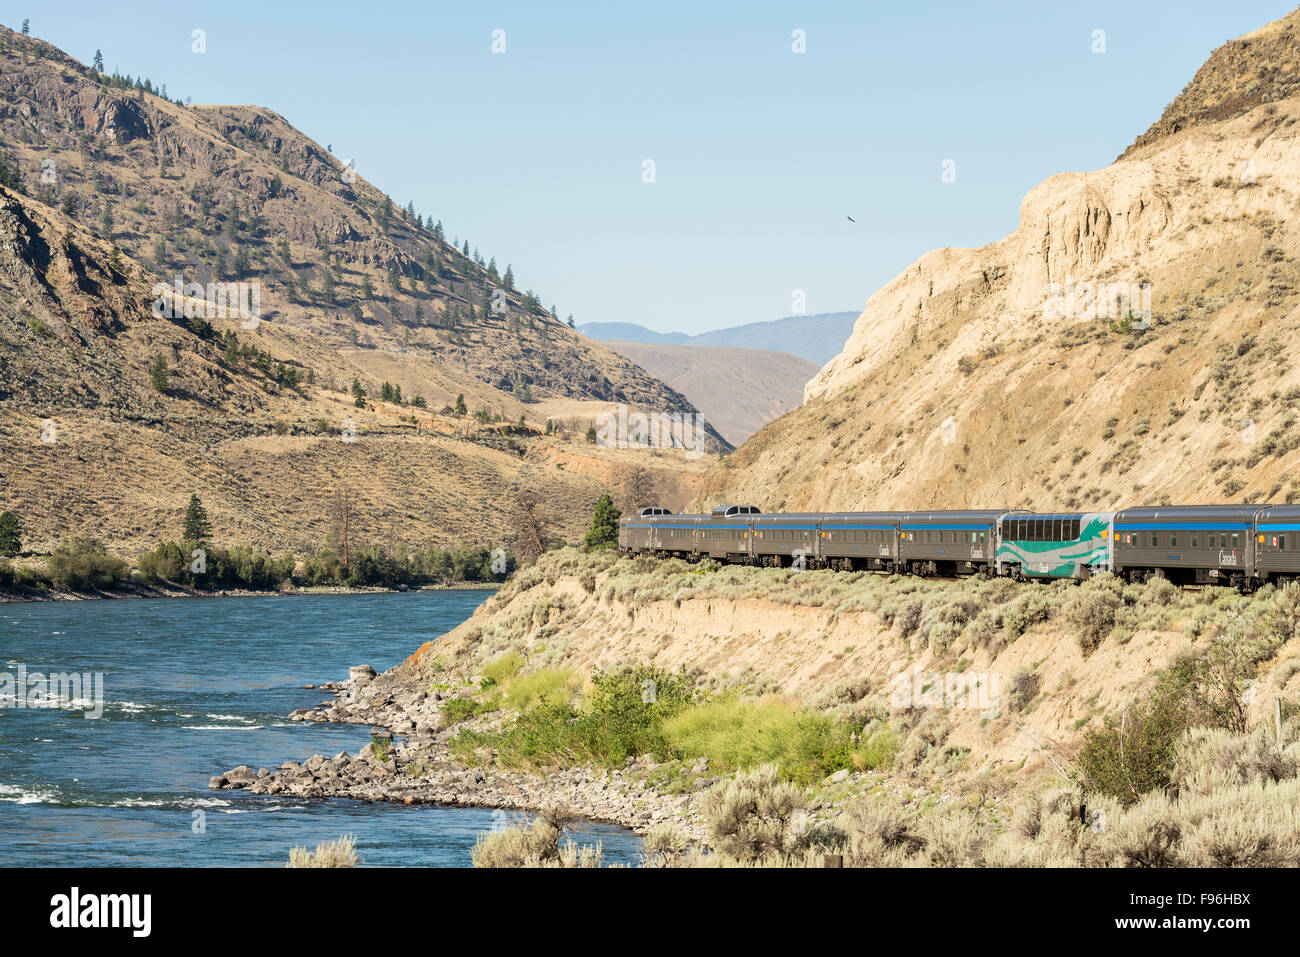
[617,504,1300,590]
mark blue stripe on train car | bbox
[1114,522,1253,531]
[1258,523,1300,531]
[901,523,988,531]
[623,523,699,529]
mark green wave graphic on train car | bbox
[996,514,1112,578]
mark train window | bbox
[1170,534,1178,547]
[1191,533,1198,548]
[1281,535,1288,550]
[1232,532,1240,548]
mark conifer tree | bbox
[182,494,212,543]
[584,494,621,549]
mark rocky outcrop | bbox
[213,664,708,842]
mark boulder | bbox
[349,664,378,687]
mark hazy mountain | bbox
[597,342,818,446]
[580,311,857,366]
[576,322,689,345]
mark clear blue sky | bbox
[5,1,1296,335]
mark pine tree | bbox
[92,49,103,73]
[503,264,514,289]
[182,494,212,544]
[454,393,467,415]
[149,354,169,392]
[0,510,22,557]
[584,494,621,549]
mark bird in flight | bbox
[846,215,856,222]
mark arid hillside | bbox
[597,340,818,446]
[0,24,726,440]
[0,185,709,555]
[703,7,1300,514]
[0,24,727,554]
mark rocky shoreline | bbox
[211,664,711,845]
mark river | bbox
[0,591,643,867]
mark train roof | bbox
[899,509,1018,524]
[751,512,824,524]
[1114,505,1265,522]
[621,512,708,522]
[818,511,907,522]
[1002,511,1115,521]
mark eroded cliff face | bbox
[708,86,1300,514]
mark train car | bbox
[1254,504,1300,585]
[1112,505,1262,587]
[696,504,760,562]
[996,512,1114,579]
[817,512,905,571]
[618,507,703,558]
[897,509,1011,576]
[751,512,824,568]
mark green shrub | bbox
[504,667,579,711]
[45,537,128,589]
[481,652,526,688]
[698,763,808,863]
[663,698,855,784]
[454,665,695,769]
[1002,587,1057,638]
[855,723,900,770]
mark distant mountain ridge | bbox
[580,311,858,366]
[597,341,818,446]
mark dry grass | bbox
[286,834,360,868]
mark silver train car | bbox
[617,502,1300,589]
